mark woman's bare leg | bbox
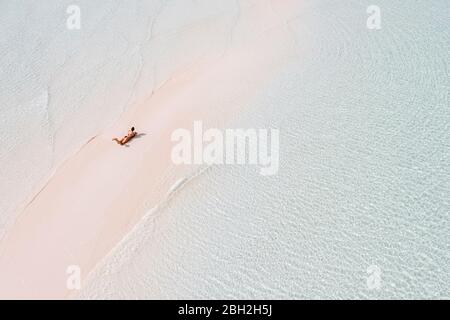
[112,138,123,145]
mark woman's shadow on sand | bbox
[123,133,146,147]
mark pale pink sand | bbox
[0,1,300,299]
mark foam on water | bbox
[79,0,449,299]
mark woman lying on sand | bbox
[112,127,137,145]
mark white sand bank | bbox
[0,0,301,298]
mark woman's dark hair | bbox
[131,127,135,132]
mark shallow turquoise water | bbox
[80,0,449,299]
